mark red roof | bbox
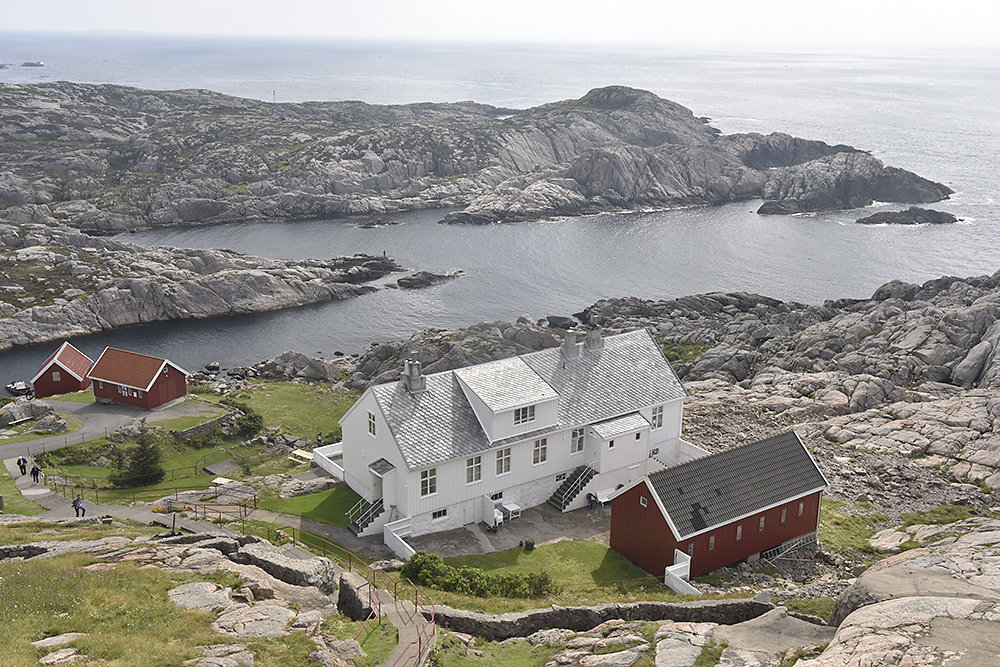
[31,341,94,384]
[87,347,187,391]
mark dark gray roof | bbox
[647,431,828,539]
[455,357,557,412]
[591,412,650,440]
[369,329,686,471]
[369,458,396,477]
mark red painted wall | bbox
[32,364,91,399]
[92,367,186,409]
[611,482,823,578]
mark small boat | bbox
[5,381,31,396]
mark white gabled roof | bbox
[454,356,557,412]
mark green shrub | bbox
[523,538,535,552]
[401,551,557,598]
[109,432,165,487]
[236,412,264,437]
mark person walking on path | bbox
[16,456,27,476]
[72,495,85,517]
[30,464,42,485]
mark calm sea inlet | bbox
[0,35,998,380]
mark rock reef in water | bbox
[855,206,958,225]
[0,219,403,352]
[0,83,950,230]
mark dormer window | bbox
[514,405,535,425]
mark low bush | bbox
[401,551,557,598]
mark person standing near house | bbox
[16,456,28,476]
[72,495,85,517]
[29,463,42,485]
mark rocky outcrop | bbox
[800,518,1000,665]
[0,83,948,232]
[395,270,462,289]
[0,219,404,352]
[856,206,958,225]
[0,397,53,425]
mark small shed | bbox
[87,347,187,409]
[30,341,94,398]
[610,431,827,579]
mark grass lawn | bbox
[0,413,84,445]
[416,539,709,613]
[818,497,888,558]
[46,388,95,402]
[323,616,398,667]
[0,468,44,516]
[0,519,161,545]
[430,632,560,667]
[0,552,259,667]
[258,485,362,527]
[237,382,357,440]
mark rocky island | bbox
[0,83,950,232]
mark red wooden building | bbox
[30,341,94,398]
[87,347,188,409]
[610,431,827,580]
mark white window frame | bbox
[490,491,503,501]
[639,496,648,507]
[798,501,805,517]
[634,432,641,441]
[608,439,615,449]
[532,438,547,465]
[367,411,376,437]
[759,516,765,532]
[688,543,694,556]
[651,405,664,429]
[709,535,715,550]
[52,370,61,382]
[496,448,511,476]
[736,525,743,541]
[420,468,437,497]
[781,508,787,523]
[571,428,585,455]
[514,404,536,425]
[432,509,447,520]
[466,455,482,484]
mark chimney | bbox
[585,327,604,351]
[561,330,581,359]
[401,359,426,395]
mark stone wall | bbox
[171,411,236,440]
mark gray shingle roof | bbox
[369,458,396,477]
[455,357,557,412]
[591,412,650,440]
[647,431,827,539]
[370,329,686,471]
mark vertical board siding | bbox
[32,365,91,398]
[92,369,186,409]
[612,488,823,578]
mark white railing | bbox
[560,459,599,510]
[652,438,711,468]
[347,492,376,526]
[384,517,416,560]
[664,549,700,596]
[355,498,384,534]
[312,442,345,480]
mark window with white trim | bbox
[571,428,585,454]
[651,405,664,429]
[496,448,511,476]
[798,501,804,517]
[639,496,648,507]
[532,438,547,465]
[709,535,715,550]
[367,411,376,437]
[466,456,482,484]
[52,370,61,382]
[420,468,437,497]
[759,516,765,532]
[634,432,641,441]
[688,543,694,556]
[514,405,535,425]
[490,491,503,501]
[608,439,615,449]
[432,509,447,519]
[781,508,787,523]
[736,525,743,541]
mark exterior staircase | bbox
[349,497,385,535]
[547,464,597,511]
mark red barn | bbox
[87,347,188,409]
[30,341,94,398]
[610,431,827,580]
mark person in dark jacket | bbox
[29,464,41,485]
[72,495,85,517]
[16,456,27,476]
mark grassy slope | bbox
[258,486,361,527]
[0,468,44,516]
[239,382,357,440]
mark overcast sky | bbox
[3,0,997,49]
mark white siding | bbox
[340,391,408,511]
[490,397,558,441]
[649,398,684,446]
[598,427,650,473]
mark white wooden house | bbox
[314,328,708,558]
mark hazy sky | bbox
[3,0,997,48]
